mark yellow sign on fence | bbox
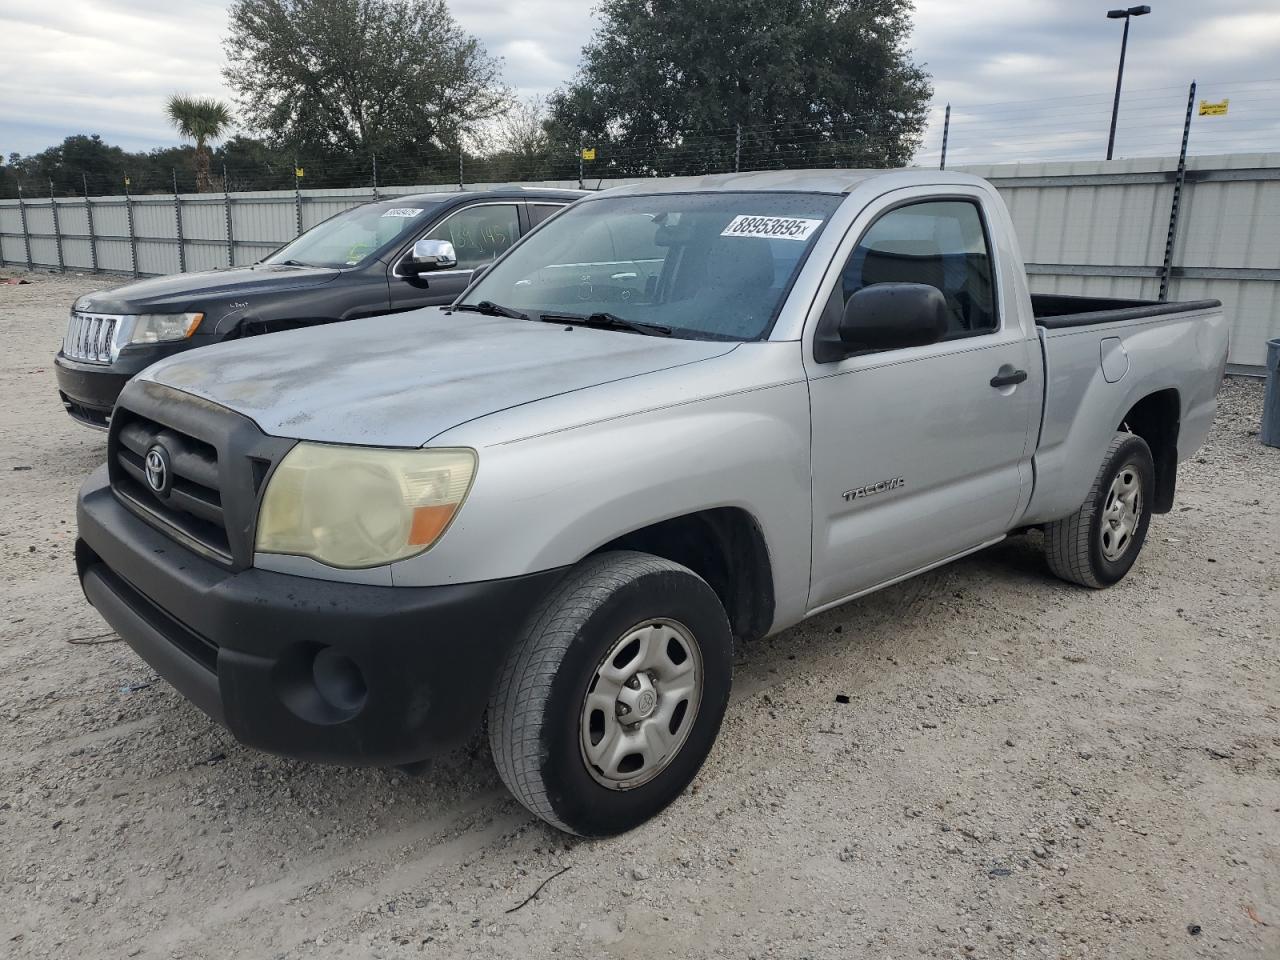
[295,167,305,178]
[580,147,596,161]
[1199,99,1229,117]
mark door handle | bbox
[990,368,1029,388]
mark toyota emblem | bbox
[144,445,172,497]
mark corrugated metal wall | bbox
[2,156,1277,368]
[961,152,1280,369]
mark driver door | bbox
[804,189,1039,611]
[386,202,523,312]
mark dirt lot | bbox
[0,270,1277,960]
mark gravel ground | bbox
[1,271,1278,960]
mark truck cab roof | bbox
[598,168,991,197]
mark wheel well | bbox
[226,317,324,339]
[1120,388,1180,513]
[593,508,775,644]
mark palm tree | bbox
[166,95,232,193]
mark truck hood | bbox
[75,263,341,314]
[140,308,738,447]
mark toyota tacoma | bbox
[73,170,1229,836]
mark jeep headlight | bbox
[128,312,204,344]
[255,444,476,569]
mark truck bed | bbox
[1023,293,1228,529]
[1032,293,1222,329]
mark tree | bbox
[545,0,932,175]
[166,95,234,192]
[483,95,556,180]
[223,0,507,159]
[1,135,129,197]
[494,96,550,158]
[213,135,295,192]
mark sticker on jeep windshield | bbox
[721,215,823,242]
[380,208,424,218]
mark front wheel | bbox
[1044,431,1155,588]
[488,551,733,836]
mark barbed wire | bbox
[4,79,1280,201]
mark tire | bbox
[1044,431,1155,589]
[488,550,733,836]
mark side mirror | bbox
[837,283,949,354]
[403,239,458,275]
[469,264,488,285]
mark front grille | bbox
[107,381,297,570]
[64,312,122,364]
[60,396,112,430]
[113,411,232,562]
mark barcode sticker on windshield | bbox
[381,208,424,218]
[721,215,823,242]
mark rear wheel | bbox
[488,551,732,836]
[1044,431,1154,588]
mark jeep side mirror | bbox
[838,283,949,353]
[404,239,458,275]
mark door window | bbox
[528,203,564,227]
[836,200,998,339]
[420,204,520,270]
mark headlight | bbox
[128,312,203,344]
[255,444,477,569]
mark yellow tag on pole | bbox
[295,167,305,178]
[580,147,596,161]
[1198,99,1229,117]
[123,177,131,187]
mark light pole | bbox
[1106,5,1152,160]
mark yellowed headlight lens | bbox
[255,444,476,569]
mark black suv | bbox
[54,186,584,428]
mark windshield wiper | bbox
[451,300,529,321]
[275,259,313,267]
[537,311,673,337]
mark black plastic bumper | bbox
[55,355,130,427]
[54,342,198,428]
[76,466,565,766]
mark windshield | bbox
[461,191,841,341]
[265,201,440,269]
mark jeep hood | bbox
[140,308,738,447]
[76,263,341,315]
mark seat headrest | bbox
[705,236,775,293]
[861,244,946,292]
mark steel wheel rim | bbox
[579,618,704,791]
[1100,463,1143,562]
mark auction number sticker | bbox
[381,208,424,218]
[721,215,823,241]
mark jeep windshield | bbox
[264,200,441,269]
[459,191,840,341]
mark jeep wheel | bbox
[488,551,733,836]
[1044,431,1155,588]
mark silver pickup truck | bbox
[74,170,1229,836]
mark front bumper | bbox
[76,466,565,765]
[54,341,199,429]
[54,354,130,428]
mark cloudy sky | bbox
[3,0,1279,164]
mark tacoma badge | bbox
[842,477,905,502]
